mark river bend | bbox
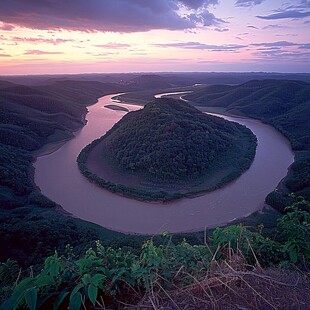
[34,93,294,234]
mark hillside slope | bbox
[185,79,310,211]
[0,80,130,266]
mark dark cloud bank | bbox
[257,1,310,20]
[0,0,223,32]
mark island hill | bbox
[77,98,257,201]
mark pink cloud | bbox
[12,37,74,45]
[0,23,14,31]
[23,50,63,55]
[93,43,131,49]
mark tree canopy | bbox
[101,98,256,182]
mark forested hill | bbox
[0,80,125,151]
[102,98,256,183]
[185,79,310,211]
[0,80,131,266]
[184,79,309,119]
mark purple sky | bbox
[0,0,309,74]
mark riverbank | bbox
[34,92,294,234]
[79,112,257,202]
[0,81,139,267]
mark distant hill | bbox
[0,80,17,89]
[185,79,310,211]
[129,74,173,89]
[2,72,310,86]
[0,81,125,151]
[78,97,257,201]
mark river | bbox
[34,93,294,234]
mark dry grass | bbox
[122,253,310,310]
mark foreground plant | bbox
[1,200,309,309]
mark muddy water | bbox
[34,93,294,234]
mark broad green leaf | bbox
[112,268,126,282]
[69,292,82,310]
[1,291,25,310]
[71,283,83,296]
[35,275,54,288]
[13,278,35,294]
[25,288,38,310]
[49,262,61,277]
[82,273,91,285]
[91,274,105,285]
[88,284,98,306]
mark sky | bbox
[0,0,309,75]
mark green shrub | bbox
[2,202,309,309]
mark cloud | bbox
[275,33,298,37]
[0,53,11,57]
[263,24,287,29]
[179,0,218,10]
[252,48,310,61]
[251,41,298,47]
[23,50,63,55]
[197,60,224,63]
[11,37,73,45]
[250,41,310,60]
[187,10,224,26]
[235,0,265,7]
[0,0,221,33]
[250,36,310,62]
[257,10,310,20]
[93,43,131,49]
[299,43,310,49]
[214,28,229,32]
[153,41,246,51]
[86,52,120,57]
[283,1,310,10]
[247,25,259,29]
[256,47,281,51]
[0,23,14,31]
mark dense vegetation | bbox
[0,79,135,267]
[104,98,256,181]
[185,79,310,212]
[78,98,256,200]
[1,200,309,309]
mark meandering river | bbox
[34,93,294,234]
